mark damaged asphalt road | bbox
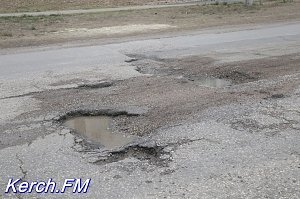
[0,22,300,198]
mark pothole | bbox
[76,81,113,89]
[92,144,170,167]
[135,64,167,75]
[57,109,199,166]
[270,94,285,99]
[263,93,286,100]
[91,138,204,166]
[57,108,145,150]
[131,55,264,85]
[132,57,233,88]
[135,64,232,88]
[61,114,172,166]
[125,58,138,63]
[64,116,136,150]
[217,70,259,84]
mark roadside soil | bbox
[0,0,180,13]
[1,1,300,48]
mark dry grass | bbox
[0,0,175,13]
[0,1,299,48]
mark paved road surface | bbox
[0,22,299,198]
[1,22,299,98]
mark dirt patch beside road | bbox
[0,0,178,13]
[1,1,300,48]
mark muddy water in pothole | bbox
[189,77,232,88]
[64,116,134,149]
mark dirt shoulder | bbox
[0,1,300,49]
[0,0,179,13]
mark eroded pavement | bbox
[0,22,300,198]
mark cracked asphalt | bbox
[0,22,300,198]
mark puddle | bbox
[64,116,134,149]
[188,77,232,88]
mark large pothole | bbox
[92,143,171,167]
[58,109,143,149]
[57,109,175,166]
[64,116,136,150]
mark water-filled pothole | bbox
[64,116,135,150]
[187,77,232,88]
